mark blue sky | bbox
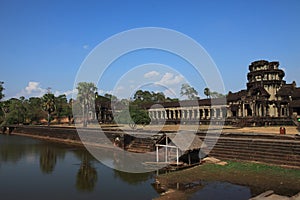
[1,0,300,100]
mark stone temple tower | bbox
[246,60,286,101]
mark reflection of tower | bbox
[247,60,285,100]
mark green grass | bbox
[200,161,300,177]
[158,160,300,185]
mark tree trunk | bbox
[47,113,50,126]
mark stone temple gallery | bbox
[146,60,300,126]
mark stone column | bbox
[242,103,245,117]
[172,109,176,119]
[162,110,165,119]
[200,109,204,119]
[190,109,194,119]
[196,109,199,119]
[154,111,157,119]
[149,111,153,120]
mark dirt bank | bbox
[154,161,300,200]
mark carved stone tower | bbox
[247,60,286,100]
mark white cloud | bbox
[144,71,160,79]
[12,81,77,100]
[17,81,47,97]
[83,44,89,49]
[156,72,185,86]
[54,89,78,98]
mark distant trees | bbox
[0,81,4,100]
[180,83,199,100]
[42,93,56,126]
[0,92,71,126]
[26,97,43,124]
[204,87,225,99]
[133,90,167,103]
[55,94,71,124]
[0,80,228,127]
[210,91,226,98]
[76,82,97,127]
[204,87,210,99]
[104,93,117,101]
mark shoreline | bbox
[2,125,300,200]
[153,161,300,200]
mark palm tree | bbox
[204,87,211,99]
[76,82,97,127]
[42,93,56,126]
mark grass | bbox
[155,161,300,200]
[157,160,300,192]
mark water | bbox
[0,134,159,200]
[2,134,285,200]
[189,181,251,200]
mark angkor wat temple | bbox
[147,60,300,126]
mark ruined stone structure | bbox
[147,60,300,126]
[147,99,226,125]
[227,60,300,125]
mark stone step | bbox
[210,153,300,167]
[210,145,300,155]
[210,148,300,162]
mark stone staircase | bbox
[200,135,300,167]
[126,137,156,153]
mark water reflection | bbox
[74,151,98,192]
[114,170,153,185]
[0,135,36,163]
[0,134,159,200]
[39,146,58,174]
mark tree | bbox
[204,87,211,99]
[0,81,4,125]
[114,103,151,127]
[0,98,23,126]
[42,93,56,126]
[151,91,165,103]
[76,82,97,127]
[27,97,45,124]
[0,81,4,100]
[104,93,118,101]
[210,91,226,98]
[55,94,71,124]
[133,90,152,103]
[180,83,199,100]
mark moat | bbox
[0,133,299,200]
[0,134,158,200]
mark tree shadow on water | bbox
[75,151,98,192]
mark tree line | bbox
[0,81,225,127]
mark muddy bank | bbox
[154,161,300,200]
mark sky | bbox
[1,0,300,100]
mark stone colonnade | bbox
[148,106,227,121]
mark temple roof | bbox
[292,88,300,99]
[248,86,270,97]
[277,84,295,97]
[290,99,300,108]
[227,90,247,102]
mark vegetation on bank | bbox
[1,81,213,127]
[157,161,300,195]
[0,80,227,127]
